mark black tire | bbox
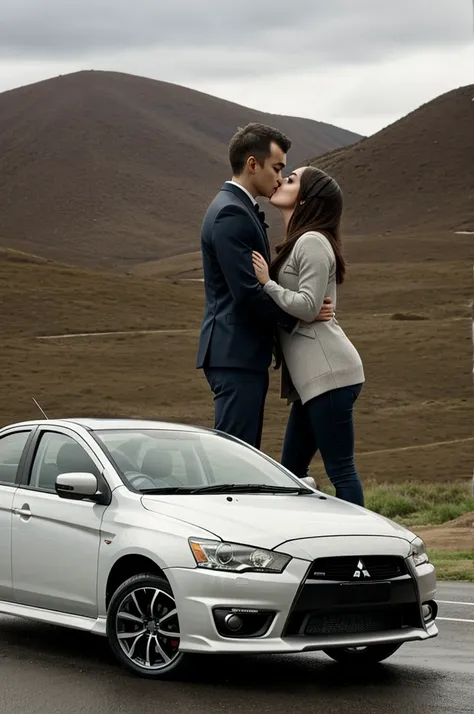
[106,572,187,679]
[322,643,402,665]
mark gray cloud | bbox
[0,0,471,68]
[0,0,471,135]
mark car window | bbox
[29,432,99,492]
[0,431,31,486]
[136,441,195,484]
[94,429,299,492]
[106,434,207,487]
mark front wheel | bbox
[106,573,186,678]
[322,643,402,665]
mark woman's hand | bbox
[252,251,270,285]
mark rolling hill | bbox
[310,84,474,236]
[0,70,360,269]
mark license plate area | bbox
[304,607,400,635]
[336,582,391,605]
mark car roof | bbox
[1,418,212,434]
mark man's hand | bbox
[313,296,334,322]
[252,251,270,285]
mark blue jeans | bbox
[281,384,364,506]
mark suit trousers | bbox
[203,367,269,450]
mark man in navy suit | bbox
[196,123,332,449]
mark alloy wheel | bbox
[115,586,181,670]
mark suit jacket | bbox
[263,231,364,404]
[196,182,297,372]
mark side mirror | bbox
[56,472,100,501]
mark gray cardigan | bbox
[263,231,364,405]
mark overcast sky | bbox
[0,0,472,135]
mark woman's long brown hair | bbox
[269,166,346,284]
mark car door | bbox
[0,428,34,602]
[11,427,108,618]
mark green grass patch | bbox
[429,551,474,582]
[318,481,474,526]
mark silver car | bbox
[0,418,438,678]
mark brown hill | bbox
[311,84,474,236]
[0,70,360,269]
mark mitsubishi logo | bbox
[353,559,371,579]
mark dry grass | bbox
[1,231,472,491]
[358,483,474,527]
[425,551,474,582]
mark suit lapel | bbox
[221,184,271,261]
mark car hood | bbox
[141,492,413,551]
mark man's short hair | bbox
[228,122,292,175]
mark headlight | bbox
[409,536,429,566]
[189,539,291,573]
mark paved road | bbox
[0,582,472,714]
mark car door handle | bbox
[12,505,32,519]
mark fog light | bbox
[422,600,438,622]
[213,607,275,638]
[224,614,243,632]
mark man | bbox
[196,123,333,449]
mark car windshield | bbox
[93,429,308,494]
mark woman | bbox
[252,166,365,506]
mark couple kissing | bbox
[196,123,365,507]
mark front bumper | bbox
[166,545,438,655]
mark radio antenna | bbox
[32,397,49,419]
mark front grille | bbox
[308,555,406,581]
[285,601,421,637]
[304,608,401,636]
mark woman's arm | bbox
[260,233,333,322]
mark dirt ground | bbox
[1,231,472,494]
[417,512,474,551]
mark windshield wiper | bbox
[140,484,311,495]
[188,483,311,495]
[140,487,194,494]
